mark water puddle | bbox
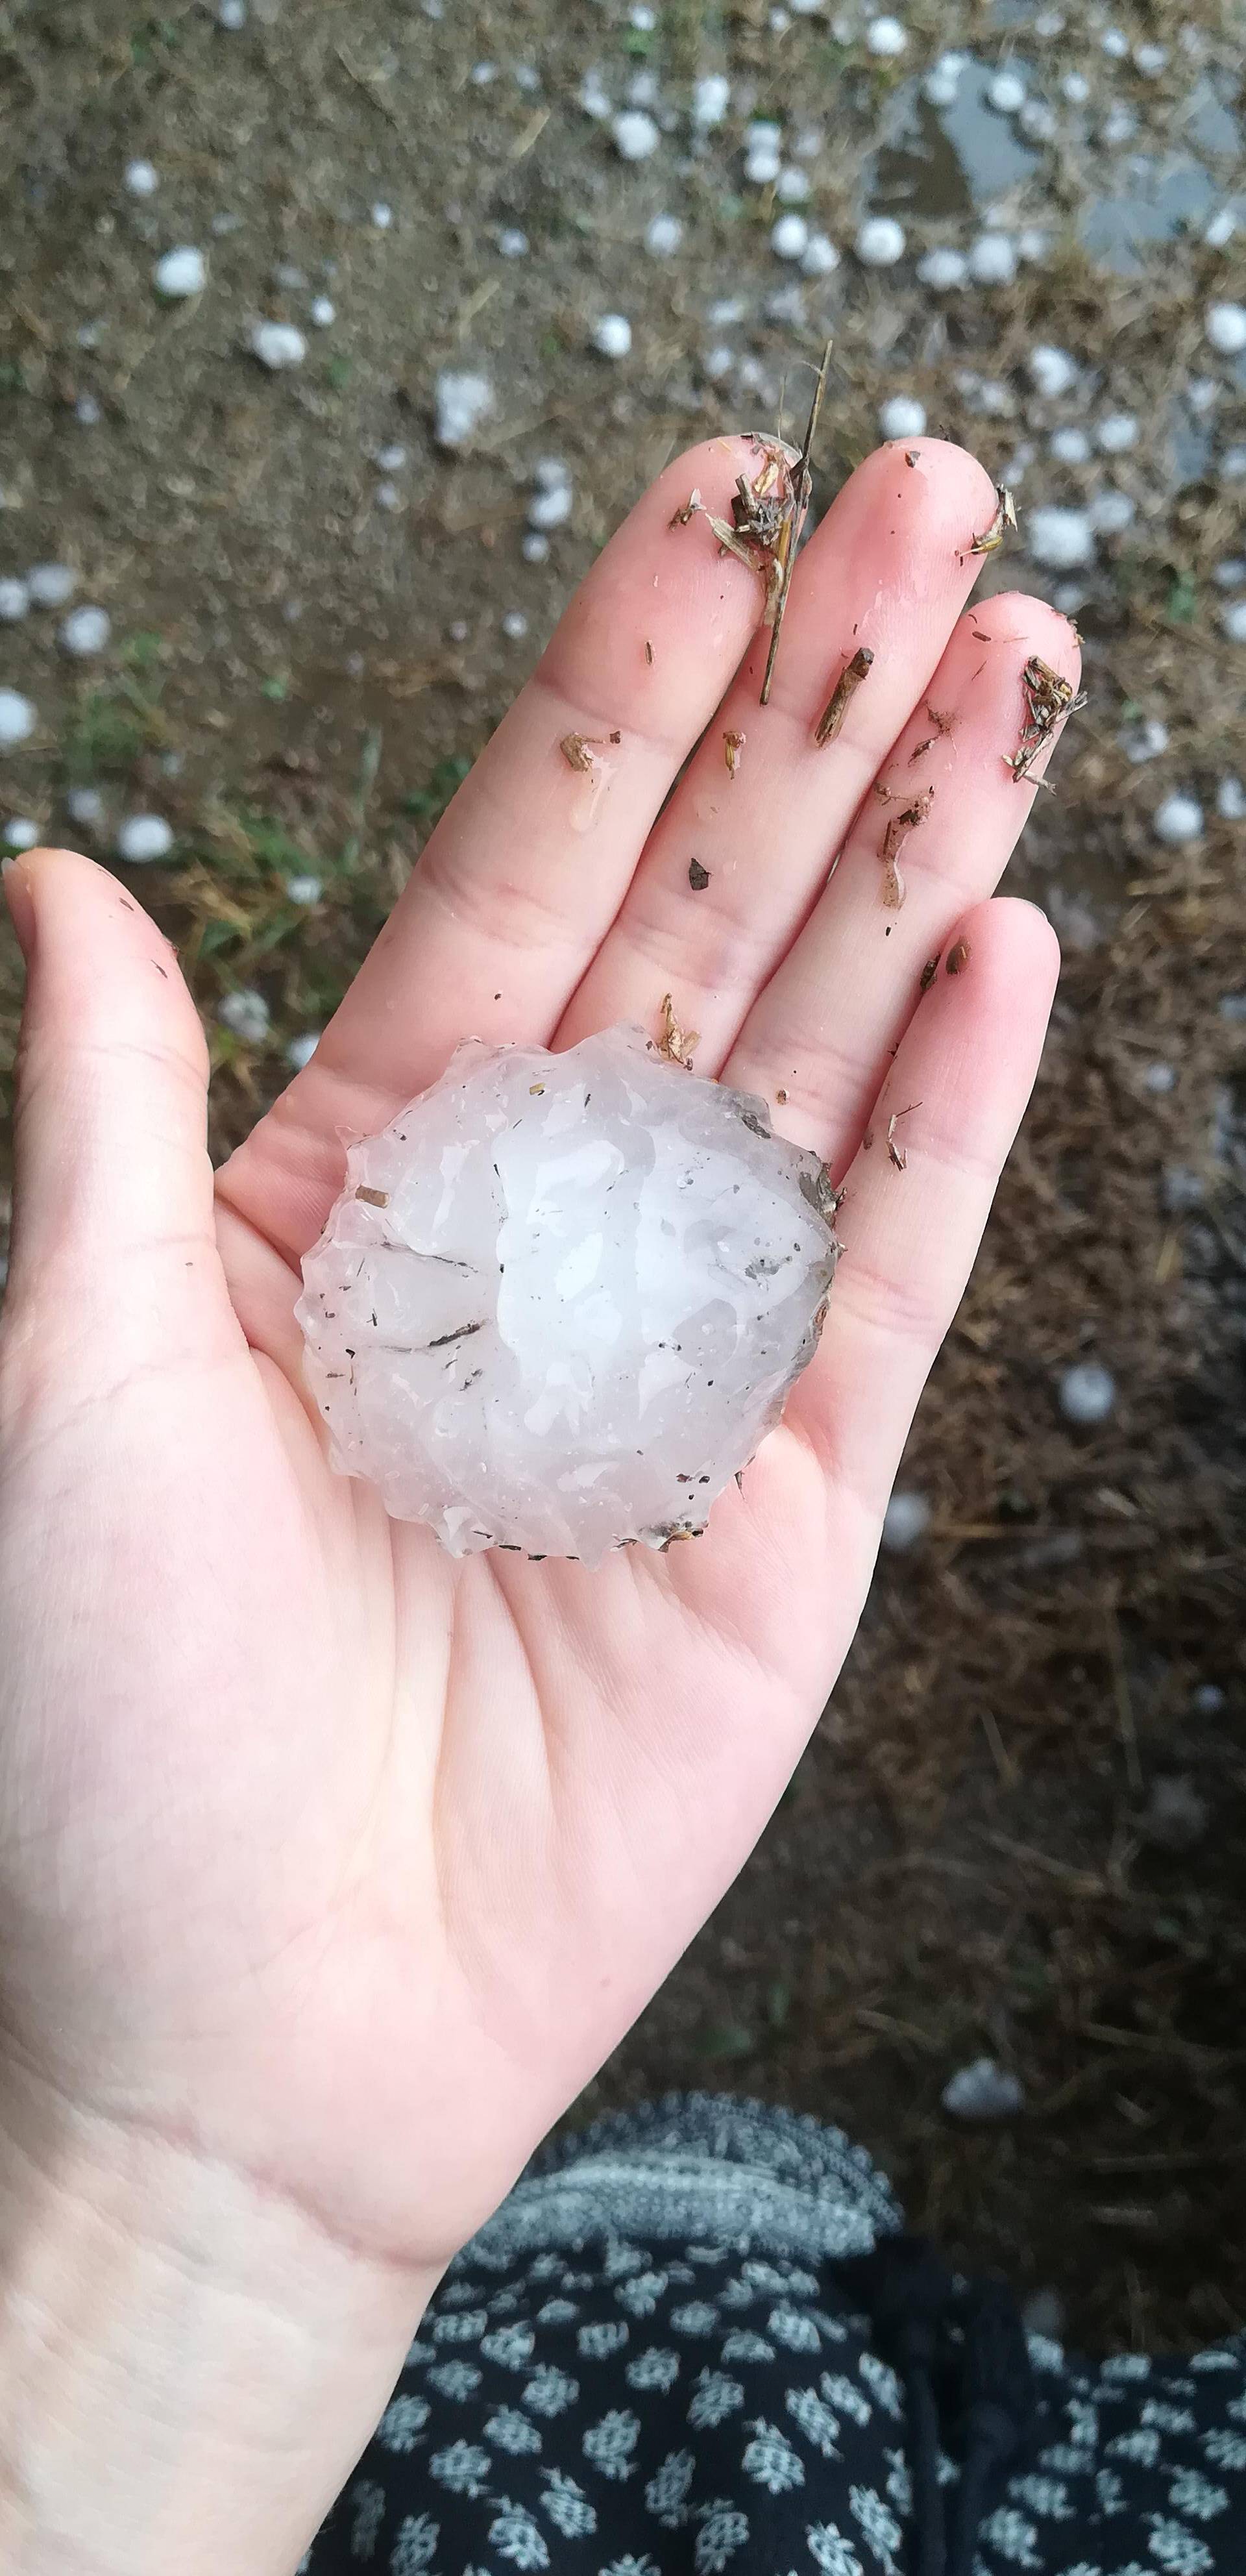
[867,54,1243,277]
[870,59,1040,221]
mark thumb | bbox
[2,848,232,1358]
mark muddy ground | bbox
[1,0,1243,2350]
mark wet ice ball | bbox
[297,1025,842,1564]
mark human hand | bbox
[0,434,1077,2572]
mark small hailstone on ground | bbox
[154,245,207,299]
[297,1025,842,1564]
[217,0,247,24]
[745,142,782,184]
[1193,1680,1226,1713]
[803,234,840,277]
[310,296,336,327]
[1050,425,1091,464]
[879,395,925,440]
[1100,104,1136,147]
[284,874,323,906]
[1204,209,1237,251]
[1217,776,1246,819]
[75,395,102,428]
[1060,1361,1116,1425]
[528,482,572,532]
[522,532,550,564]
[434,369,493,450]
[3,819,40,852]
[917,247,966,290]
[579,71,611,119]
[1120,715,1169,763]
[0,690,36,749]
[1017,228,1051,264]
[1023,2289,1066,2343]
[1161,1165,1203,1214]
[856,216,905,267]
[37,567,86,613]
[692,73,731,128]
[375,443,408,472]
[371,203,393,230]
[1134,41,1167,74]
[1018,100,1057,141]
[1097,412,1138,453]
[287,1031,321,1072]
[942,2060,1025,2122]
[1027,344,1078,399]
[66,786,106,827]
[776,167,811,204]
[1213,557,1246,588]
[1101,25,1129,55]
[591,313,633,358]
[251,321,306,371]
[58,604,112,657]
[374,482,403,514]
[0,579,29,622]
[866,17,908,56]
[881,1490,931,1552]
[1090,489,1135,536]
[1222,601,1246,645]
[116,813,173,863]
[1143,1776,1208,1852]
[702,345,735,382]
[1027,506,1094,569]
[219,987,271,1043]
[1223,445,1246,482]
[645,213,683,256]
[1153,791,1203,845]
[1205,303,1246,356]
[612,108,659,160]
[501,610,529,641]
[1143,1061,1177,1095]
[987,68,1026,112]
[498,228,529,258]
[125,158,158,197]
[772,214,809,261]
[968,231,1016,285]
[923,65,960,107]
[1061,71,1090,104]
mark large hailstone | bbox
[297,1026,840,1565]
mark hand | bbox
[0,434,1076,2571]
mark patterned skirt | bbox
[304,2095,1246,2576]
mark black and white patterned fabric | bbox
[304,2097,1246,2576]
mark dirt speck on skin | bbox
[1,0,1243,2356]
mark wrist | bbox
[0,2063,437,2576]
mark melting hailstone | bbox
[297,1025,841,1564]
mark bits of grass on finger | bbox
[723,728,746,777]
[1009,656,1086,786]
[688,857,710,891]
[946,937,971,975]
[658,991,699,1068]
[970,484,1018,557]
[815,645,873,747]
[560,727,622,772]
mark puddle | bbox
[867,53,1244,278]
[1079,154,1241,275]
[870,58,1040,219]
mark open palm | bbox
[0,436,1075,2334]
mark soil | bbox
[1,0,1243,2353]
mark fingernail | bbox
[1,854,36,962]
